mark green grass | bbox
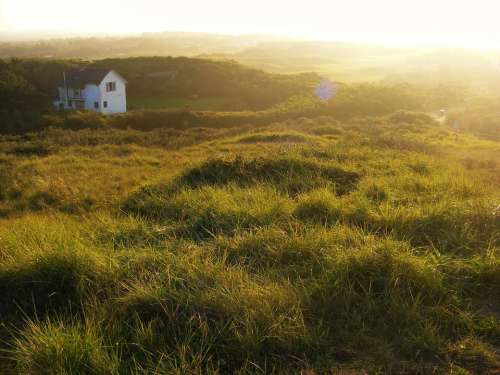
[0,114,499,374]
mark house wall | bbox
[98,70,127,114]
[84,84,101,112]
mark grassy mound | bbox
[307,246,462,361]
[122,156,360,237]
[177,156,360,194]
[0,249,112,320]
[213,227,331,278]
[123,185,293,238]
[110,258,307,372]
[295,187,498,253]
[12,320,120,375]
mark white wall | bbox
[84,84,100,112]
[98,70,127,114]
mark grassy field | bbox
[0,114,499,374]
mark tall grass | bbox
[0,113,499,373]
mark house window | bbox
[103,101,108,108]
[74,88,81,98]
[67,100,72,107]
[106,82,116,92]
[94,102,99,109]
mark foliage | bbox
[0,114,499,374]
[0,69,46,133]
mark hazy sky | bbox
[2,0,500,47]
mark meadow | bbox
[0,112,498,374]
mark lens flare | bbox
[315,80,336,101]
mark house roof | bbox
[60,68,123,88]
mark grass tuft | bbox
[12,319,120,375]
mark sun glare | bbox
[2,0,500,48]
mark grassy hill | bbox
[0,113,498,374]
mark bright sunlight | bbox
[2,0,500,47]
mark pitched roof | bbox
[60,68,112,88]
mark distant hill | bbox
[3,32,500,90]
[0,32,283,59]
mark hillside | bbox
[0,113,498,374]
[0,32,274,59]
[0,56,319,110]
[3,32,500,88]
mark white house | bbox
[54,69,127,114]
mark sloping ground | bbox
[0,115,499,374]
